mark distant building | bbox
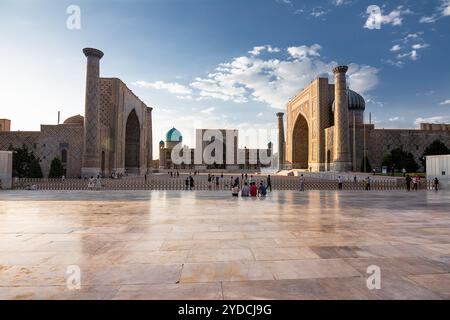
[427,154,450,189]
[0,119,11,132]
[0,48,153,178]
[158,127,272,171]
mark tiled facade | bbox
[281,65,450,172]
[159,128,272,171]
[0,48,153,178]
[367,126,450,171]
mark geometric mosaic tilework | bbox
[368,129,450,170]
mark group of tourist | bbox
[231,180,268,198]
[168,171,200,178]
[85,170,441,192]
[109,172,124,179]
[433,177,440,190]
[87,175,103,190]
[405,174,423,191]
[184,176,195,190]
[332,175,372,191]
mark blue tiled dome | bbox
[166,127,182,142]
[332,89,366,112]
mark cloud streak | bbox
[136,44,379,110]
[133,80,192,95]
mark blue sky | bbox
[1,0,450,156]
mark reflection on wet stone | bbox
[0,190,449,299]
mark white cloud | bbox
[441,0,450,16]
[415,116,450,125]
[419,1,450,23]
[276,0,293,6]
[395,42,429,61]
[389,117,400,121]
[346,64,379,94]
[412,43,429,49]
[402,33,421,43]
[364,6,409,29]
[398,50,419,61]
[333,0,346,5]
[201,107,216,115]
[311,7,328,18]
[147,45,378,110]
[133,80,192,95]
[287,44,322,59]
[248,45,280,56]
[189,45,378,109]
[390,44,402,52]
[440,99,450,105]
[420,15,438,23]
[176,95,193,100]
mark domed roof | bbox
[332,89,365,112]
[63,114,84,125]
[166,127,182,142]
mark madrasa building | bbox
[277,65,450,172]
[0,48,153,178]
[158,128,273,171]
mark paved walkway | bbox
[0,190,449,299]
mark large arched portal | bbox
[292,114,309,169]
[125,110,140,173]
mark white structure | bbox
[0,151,13,189]
[427,154,450,190]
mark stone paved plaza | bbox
[0,190,450,300]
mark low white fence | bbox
[12,176,434,191]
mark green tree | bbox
[382,148,419,173]
[421,140,450,170]
[48,157,64,178]
[29,158,43,178]
[10,144,43,178]
[381,153,393,170]
[360,156,372,173]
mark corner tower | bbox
[332,65,352,172]
[276,112,285,171]
[81,48,104,177]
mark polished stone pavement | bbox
[0,190,449,300]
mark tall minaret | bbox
[81,48,104,177]
[332,65,352,172]
[276,112,285,171]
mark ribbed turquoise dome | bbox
[166,127,182,142]
[332,89,365,112]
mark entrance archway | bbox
[101,151,105,174]
[292,114,309,169]
[125,110,140,173]
[326,150,331,171]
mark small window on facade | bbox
[61,149,68,163]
